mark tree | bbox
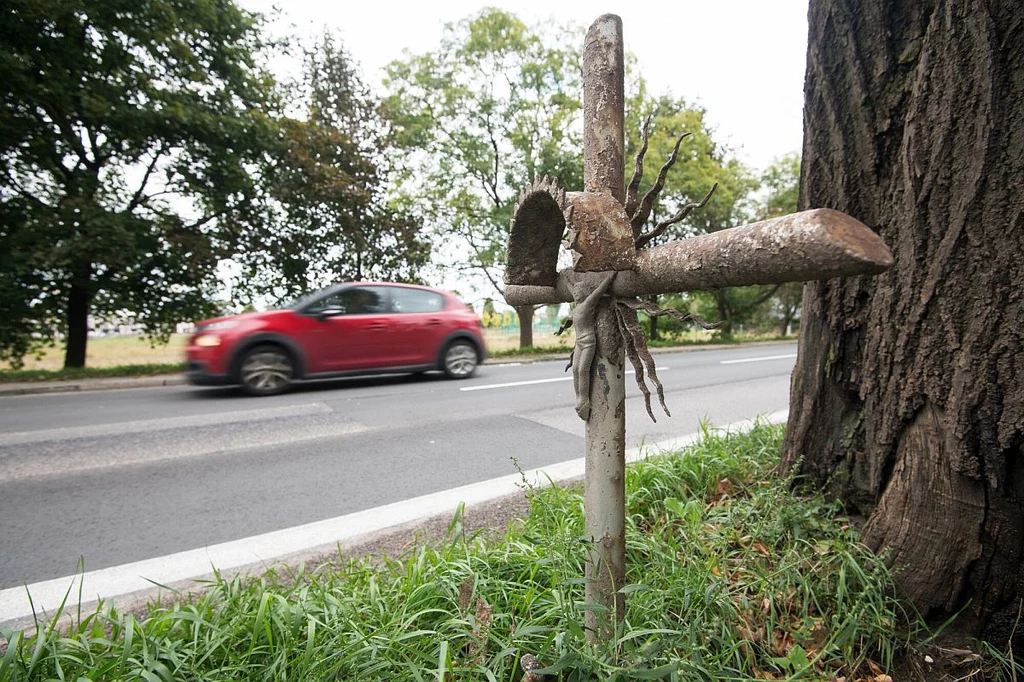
[0,0,280,368]
[671,151,763,339]
[383,9,584,348]
[238,32,430,302]
[782,0,1023,643]
[760,153,802,336]
[621,95,757,339]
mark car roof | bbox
[334,281,453,295]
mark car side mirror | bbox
[317,307,345,321]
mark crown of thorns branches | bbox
[560,115,720,422]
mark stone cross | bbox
[504,15,892,644]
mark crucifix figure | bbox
[504,15,893,644]
[567,270,615,420]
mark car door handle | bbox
[367,322,388,331]
[426,318,443,326]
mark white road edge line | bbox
[1,402,335,446]
[0,409,788,627]
[462,367,667,392]
[720,353,797,365]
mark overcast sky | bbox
[240,1,810,172]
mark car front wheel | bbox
[239,345,294,396]
[442,340,478,379]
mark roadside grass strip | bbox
[0,364,185,383]
[1,423,1000,680]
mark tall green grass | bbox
[0,424,980,681]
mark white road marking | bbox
[461,376,571,391]
[461,367,667,392]
[720,353,797,365]
[0,402,335,446]
[0,410,787,628]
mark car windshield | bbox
[277,288,338,311]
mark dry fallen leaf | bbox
[772,630,795,656]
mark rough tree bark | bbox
[781,0,1023,642]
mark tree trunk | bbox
[715,290,732,338]
[64,272,92,369]
[782,0,1024,642]
[647,295,660,340]
[516,304,534,348]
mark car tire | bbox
[442,340,478,379]
[238,344,294,396]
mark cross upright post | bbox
[579,14,628,643]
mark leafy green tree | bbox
[687,157,772,339]
[237,32,430,302]
[759,153,802,335]
[621,96,763,339]
[0,0,280,368]
[384,8,583,348]
[761,152,800,217]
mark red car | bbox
[186,282,487,395]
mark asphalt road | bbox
[0,342,797,590]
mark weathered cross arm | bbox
[504,208,893,306]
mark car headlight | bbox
[195,334,222,347]
[200,320,239,332]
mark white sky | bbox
[242,1,810,172]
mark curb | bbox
[0,374,187,397]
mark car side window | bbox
[391,288,445,314]
[306,287,389,315]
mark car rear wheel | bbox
[442,340,478,379]
[239,345,294,396]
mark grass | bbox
[0,363,186,383]
[2,335,188,371]
[8,423,999,681]
[0,336,187,381]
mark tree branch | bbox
[635,183,717,249]
[630,133,690,233]
[624,115,651,225]
[126,143,170,212]
[749,283,782,307]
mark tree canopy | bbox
[383,8,584,346]
[383,11,769,347]
[757,153,802,335]
[0,2,426,367]
[1,0,282,367]
[236,32,430,304]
